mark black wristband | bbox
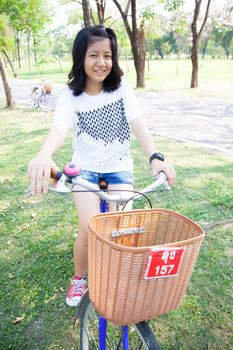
[149,152,165,164]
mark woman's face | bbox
[84,38,112,92]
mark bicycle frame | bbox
[50,164,170,350]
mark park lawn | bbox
[0,104,232,349]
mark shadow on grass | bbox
[0,129,49,146]
[0,252,79,349]
[0,216,79,349]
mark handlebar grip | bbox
[156,172,170,190]
[50,168,63,181]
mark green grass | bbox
[15,61,71,84]
[0,104,232,349]
[121,58,233,91]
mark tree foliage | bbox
[0,0,52,68]
[211,4,233,58]
[0,0,231,90]
[213,23,233,58]
[51,26,73,71]
[160,0,184,11]
[0,14,14,50]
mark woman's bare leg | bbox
[72,183,133,277]
[72,185,99,277]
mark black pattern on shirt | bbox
[75,98,130,144]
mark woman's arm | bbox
[28,124,68,194]
[130,117,176,186]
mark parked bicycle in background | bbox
[31,83,56,112]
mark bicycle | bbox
[31,83,56,112]
[50,164,205,350]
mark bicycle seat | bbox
[98,178,108,190]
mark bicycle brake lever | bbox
[49,173,71,193]
[157,171,171,191]
[155,172,171,191]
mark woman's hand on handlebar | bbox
[28,153,59,195]
[151,160,176,187]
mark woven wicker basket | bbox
[44,84,52,94]
[88,208,205,326]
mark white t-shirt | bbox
[53,78,141,173]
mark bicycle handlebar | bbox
[50,164,170,204]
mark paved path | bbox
[138,92,233,154]
[1,78,232,154]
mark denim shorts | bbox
[80,170,134,185]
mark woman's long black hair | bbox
[68,25,123,96]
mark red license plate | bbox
[144,247,184,279]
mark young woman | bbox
[28,25,176,307]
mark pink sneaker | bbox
[66,276,87,307]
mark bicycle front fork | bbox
[99,316,129,350]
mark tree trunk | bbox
[131,1,146,88]
[27,33,31,70]
[201,38,209,59]
[190,39,198,88]
[15,33,21,69]
[129,38,146,88]
[113,0,146,88]
[33,36,37,63]
[190,0,212,88]
[82,0,92,26]
[2,50,17,77]
[156,47,164,59]
[58,56,63,73]
[190,2,200,88]
[95,0,108,25]
[136,63,145,87]
[0,56,15,108]
[138,20,146,87]
[133,22,146,88]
